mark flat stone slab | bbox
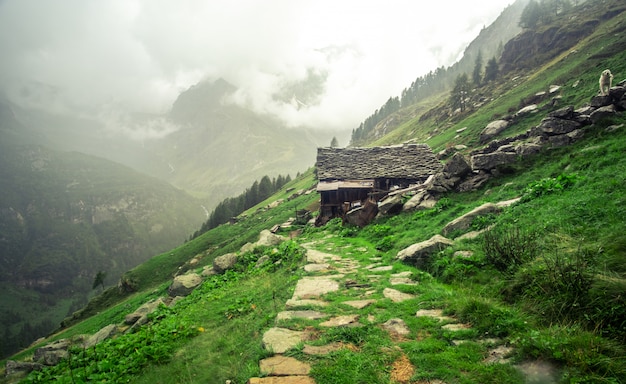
[306,249,339,263]
[248,377,315,384]
[276,310,327,321]
[484,345,515,364]
[262,328,304,353]
[383,288,416,303]
[369,266,394,272]
[442,323,471,331]
[382,318,411,336]
[302,342,345,355]
[390,277,417,286]
[391,271,412,278]
[320,315,360,327]
[415,309,455,322]
[304,263,330,273]
[260,355,311,376]
[341,299,376,309]
[291,277,340,300]
[285,299,328,308]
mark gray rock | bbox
[442,203,501,236]
[537,117,581,135]
[515,143,542,157]
[257,229,287,247]
[471,151,518,171]
[480,120,509,143]
[590,104,616,124]
[83,324,117,348]
[255,255,271,268]
[213,253,238,274]
[262,327,304,353]
[396,234,454,266]
[443,152,472,178]
[168,273,202,297]
[5,360,43,377]
[547,105,574,119]
[382,318,411,336]
[33,339,70,366]
[378,194,403,215]
[124,298,165,325]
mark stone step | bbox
[260,356,311,376]
[248,376,315,384]
[262,328,305,354]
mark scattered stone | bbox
[262,328,304,353]
[480,120,509,143]
[276,311,327,321]
[383,288,416,303]
[304,263,330,273]
[382,318,411,336]
[285,299,329,308]
[168,273,202,297]
[306,249,339,263]
[213,253,238,274]
[257,229,287,247]
[342,300,376,309]
[33,339,70,366]
[291,277,340,299]
[368,265,393,272]
[441,203,502,236]
[248,376,315,384]
[453,251,473,259]
[82,324,117,348]
[302,342,345,355]
[415,309,455,322]
[391,271,412,278]
[259,355,311,376]
[320,315,360,327]
[484,345,515,364]
[125,298,166,324]
[201,265,217,276]
[390,277,417,286]
[378,194,404,215]
[442,323,471,331]
[5,360,43,377]
[395,235,454,267]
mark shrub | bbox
[520,173,580,202]
[482,226,539,275]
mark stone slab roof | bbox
[316,144,442,181]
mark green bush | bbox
[482,226,539,275]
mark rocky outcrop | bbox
[212,253,238,274]
[442,203,502,237]
[33,339,70,366]
[125,298,166,326]
[395,235,454,267]
[168,273,203,297]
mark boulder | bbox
[442,203,501,236]
[395,234,454,267]
[515,143,542,157]
[457,171,491,192]
[256,230,287,247]
[378,194,404,215]
[5,360,43,377]
[480,120,509,143]
[470,151,518,171]
[515,104,538,117]
[536,117,581,135]
[403,190,437,211]
[168,273,202,297]
[33,339,70,366]
[547,105,574,119]
[590,105,616,124]
[83,324,117,348]
[212,253,238,274]
[124,298,166,325]
[443,152,472,178]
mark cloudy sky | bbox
[0,0,514,136]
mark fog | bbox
[0,0,513,137]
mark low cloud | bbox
[0,0,513,138]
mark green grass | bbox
[6,3,626,383]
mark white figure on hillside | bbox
[599,69,613,96]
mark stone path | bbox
[248,238,548,384]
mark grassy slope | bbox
[4,3,626,384]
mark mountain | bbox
[149,78,343,207]
[0,137,205,357]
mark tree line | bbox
[191,174,292,239]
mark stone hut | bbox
[315,144,441,225]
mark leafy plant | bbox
[521,173,580,202]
